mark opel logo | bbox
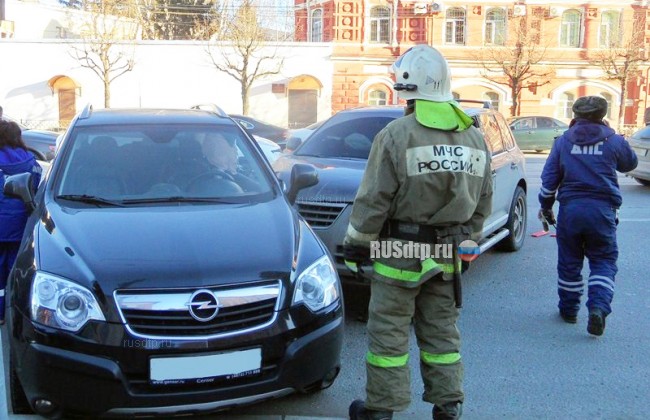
[187,289,220,322]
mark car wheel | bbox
[9,350,33,415]
[497,186,527,252]
[634,177,650,186]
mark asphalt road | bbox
[2,153,648,420]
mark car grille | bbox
[296,201,348,228]
[115,281,280,339]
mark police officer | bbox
[539,96,637,336]
[344,45,493,420]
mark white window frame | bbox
[445,7,466,45]
[558,92,575,119]
[484,7,506,46]
[600,92,614,119]
[368,89,388,106]
[559,9,582,48]
[369,6,391,44]
[599,10,621,48]
[310,9,323,42]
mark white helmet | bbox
[392,45,453,102]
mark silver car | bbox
[273,102,528,281]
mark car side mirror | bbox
[3,172,36,212]
[286,164,318,205]
[285,137,302,152]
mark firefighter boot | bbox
[433,401,463,420]
[349,400,393,420]
[587,308,606,336]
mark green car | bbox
[508,116,569,152]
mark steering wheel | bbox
[187,169,235,186]
[186,169,243,195]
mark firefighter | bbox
[344,45,493,420]
[539,95,637,336]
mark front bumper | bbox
[11,306,343,417]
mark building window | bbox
[559,92,575,118]
[485,8,506,45]
[369,6,391,43]
[600,92,613,119]
[483,92,499,111]
[599,11,621,48]
[559,10,581,47]
[368,89,387,106]
[445,8,466,45]
[310,9,323,42]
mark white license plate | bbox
[150,348,261,384]
[633,147,648,157]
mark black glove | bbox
[538,208,556,226]
[342,244,371,264]
[342,244,371,274]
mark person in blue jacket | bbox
[539,96,638,336]
[0,120,42,324]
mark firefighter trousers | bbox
[364,275,463,412]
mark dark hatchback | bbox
[2,105,343,418]
[229,114,290,149]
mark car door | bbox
[537,117,568,148]
[479,113,511,236]
[509,117,536,151]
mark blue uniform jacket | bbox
[0,147,42,242]
[539,119,638,210]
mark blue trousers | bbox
[556,203,618,316]
[0,241,21,320]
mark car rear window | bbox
[295,116,396,159]
[55,124,274,203]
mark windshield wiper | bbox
[56,194,125,207]
[120,196,240,204]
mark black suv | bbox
[273,101,527,281]
[2,105,343,418]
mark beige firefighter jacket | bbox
[344,112,493,285]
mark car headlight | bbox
[30,272,106,332]
[292,255,340,312]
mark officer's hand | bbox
[538,208,556,226]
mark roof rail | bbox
[190,103,228,118]
[456,99,492,109]
[79,103,93,119]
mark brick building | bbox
[294,1,650,131]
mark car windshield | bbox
[54,124,274,204]
[295,116,396,159]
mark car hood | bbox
[36,198,299,293]
[274,154,367,202]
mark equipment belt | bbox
[381,220,470,243]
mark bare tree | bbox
[474,15,552,117]
[200,0,288,115]
[590,13,646,131]
[69,1,139,108]
[134,0,215,40]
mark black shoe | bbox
[559,310,577,324]
[587,309,606,336]
[433,401,463,420]
[349,400,393,420]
